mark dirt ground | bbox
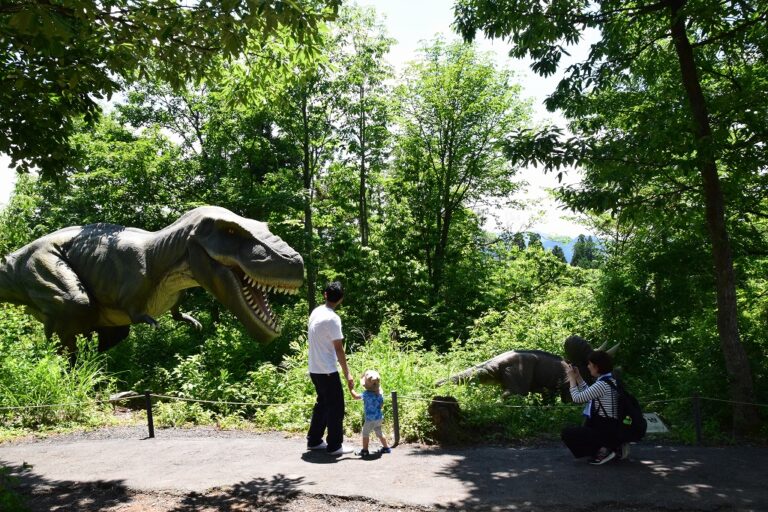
[19,485,431,512]
[2,425,765,512]
[15,481,694,512]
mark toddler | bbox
[356,369,391,457]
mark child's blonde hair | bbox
[360,369,382,394]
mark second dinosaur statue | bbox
[435,336,619,402]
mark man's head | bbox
[323,281,344,304]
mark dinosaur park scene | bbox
[1,0,767,511]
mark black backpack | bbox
[600,376,647,442]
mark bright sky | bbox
[1,0,592,236]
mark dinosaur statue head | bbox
[184,206,304,343]
[564,335,620,381]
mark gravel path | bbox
[2,426,766,512]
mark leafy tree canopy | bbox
[1,0,340,179]
[454,0,767,435]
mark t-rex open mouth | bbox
[240,273,300,333]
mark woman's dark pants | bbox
[562,416,620,458]
[307,372,345,452]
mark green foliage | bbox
[154,400,213,428]
[1,0,341,178]
[0,305,114,428]
[551,245,567,263]
[570,235,601,269]
[454,0,768,435]
[1,2,765,443]
[0,174,41,254]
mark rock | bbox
[428,396,462,445]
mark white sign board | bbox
[643,412,669,433]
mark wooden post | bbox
[692,394,702,445]
[391,391,400,447]
[144,390,155,439]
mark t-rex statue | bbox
[0,206,304,353]
[435,336,619,402]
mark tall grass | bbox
[0,305,114,429]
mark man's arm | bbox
[333,339,359,398]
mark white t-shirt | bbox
[308,304,344,374]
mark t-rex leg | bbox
[26,249,97,354]
[171,303,202,330]
[95,326,131,352]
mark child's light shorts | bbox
[362,418,383,437]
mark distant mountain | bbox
[540,235,578,263]
[488,231,597,264]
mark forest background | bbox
[0,0,766,447]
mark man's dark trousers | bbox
[307,372,345,452]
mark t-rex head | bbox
[184,206,304,343]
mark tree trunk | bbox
[301,93,317,313]
[359,83,369,247]
[668,0,759,435]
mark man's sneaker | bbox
[355,448,370,457]
[619,443,630,460]
[588,448,616,465]
[307,441,327,451]
[328,444,353,456]
[378,447,392,454]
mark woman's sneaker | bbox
[589,447,616,465]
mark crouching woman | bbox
[561,350,621,465]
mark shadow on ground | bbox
[1,461,305,512]
[411,444,764,511]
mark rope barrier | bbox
[2,389,765,448]
[0,397,117,411]
[148,393,317,407]
[698,397,768,408]
[401,393,768,412]
[400,394,574,409]
[2,392,766,412]
[2,393,765,412]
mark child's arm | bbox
[351,388,361,400]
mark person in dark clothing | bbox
[561,350,626,465]
[306,282,359,456]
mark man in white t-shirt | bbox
[306,281,359,455]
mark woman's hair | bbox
[324,281,344,303]
[588,350,614,374]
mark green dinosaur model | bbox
[0,206,304,353]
